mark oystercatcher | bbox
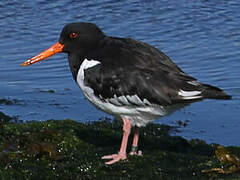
[21,22,231,164]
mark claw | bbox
[102,153,127,164]
[129,150,143,156]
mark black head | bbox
[21,22,105,74]
[59,22,105,54]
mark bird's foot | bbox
[129,150,143,156]
[101,153,127,165]
[129,145,143,156]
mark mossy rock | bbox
[0,115,239,179]
[0,111,12,123]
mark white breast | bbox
[77,58,101,100]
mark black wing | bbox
[84,37,230,106]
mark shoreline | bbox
[0,111,239,179]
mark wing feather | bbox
[83,37,205,106]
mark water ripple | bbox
[0,0,239,145]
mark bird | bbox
[21,22,231,165]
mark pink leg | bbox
[129,127,142,156]
[101,117,131,164]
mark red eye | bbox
[69,32,78,39]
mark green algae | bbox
[0,99,14,105]
[0,98,21,106]
[0,112,240,179]
[0,111,12,123]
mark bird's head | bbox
[21,22,105,66]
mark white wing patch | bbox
[126,95,144,105]
[187,81,200,86]
[178,90,202,100]
[106,94,152,106]
[117,95,130,105]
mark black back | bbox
[59,22,231,106]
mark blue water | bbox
[0,0,239,146]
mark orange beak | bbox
[21,42,64,67]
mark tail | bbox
[201,84,232,100]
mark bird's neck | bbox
[67,36,110,81]
[68,53,85,81]
[68,39,103,81]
